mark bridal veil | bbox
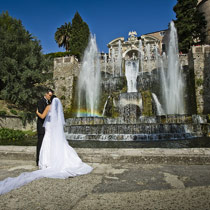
[0,98,92,195]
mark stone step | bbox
[1,146,210,164]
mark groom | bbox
[36,88,54,166]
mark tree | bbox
[0,11,52,110]
[55,22,71,51]
[69,12,90,59]
[173,0,207,53]
[54,12,90,60]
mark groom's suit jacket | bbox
[37,97,48,135]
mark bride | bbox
[0,96,93,195]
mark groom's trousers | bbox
[36,134,44,166]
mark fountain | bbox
[64,22,210,142]
[77,35,101,117]
[145,44,151,72]
[125,59,139,93]
[104,53,107,78]
[138,39,144,72]
[160,21,185,114]
[117,40,122,76]
[152,93,165,115]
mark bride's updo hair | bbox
[50,95,57,102]
[51,95,59,111]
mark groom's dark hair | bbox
[46,88,54,94]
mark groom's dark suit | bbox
[36,97,49,166]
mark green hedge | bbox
[0,128,25,141]
[45,51,81,60]
[0,110,7,116]
[10,109,17,115]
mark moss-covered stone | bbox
[141,90,153,116]
[195,78,203,87]
[102,94,120,118]
[64,76,78,118]
[98,90,110,116]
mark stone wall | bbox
[0,115,36,131]
[53,56,80,111]
[189,45,210,114]
[203,47,210,113]
[179,54,188,66]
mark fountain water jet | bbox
[125,60,139,93]
[138,40,144,72]
[77,35,101,117]
[146,44,151,72]
[152,93,165,115]
[111,48,115,77]
[161,21,185,114]
[117,40,122,76]
[104,53,107,78]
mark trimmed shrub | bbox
[0,110,7,116]
[10,109,18,115]
[45,51,81,61]
[0,128,25,141]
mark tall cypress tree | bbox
[173,0,207,53]
[69,12,90,59]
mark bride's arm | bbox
[36,105,50,119]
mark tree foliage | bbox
[54,12,90,60]
[173,0,207,53]
[55,22,71,51]
[69,12,90,58]
[0,11,52,110]
[45,51,80,59]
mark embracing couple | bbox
[0,89,93,195]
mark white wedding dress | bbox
[0,98,93,195]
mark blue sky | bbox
[0,0,177,54]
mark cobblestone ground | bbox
[1,159,210,210]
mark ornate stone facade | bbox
[104,30,166,76]
[107,30,166,60]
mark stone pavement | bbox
[1,146,210,210]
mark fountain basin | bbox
[64,115,210,141]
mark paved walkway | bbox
[1,146,210,164]
[1,146,210,209]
